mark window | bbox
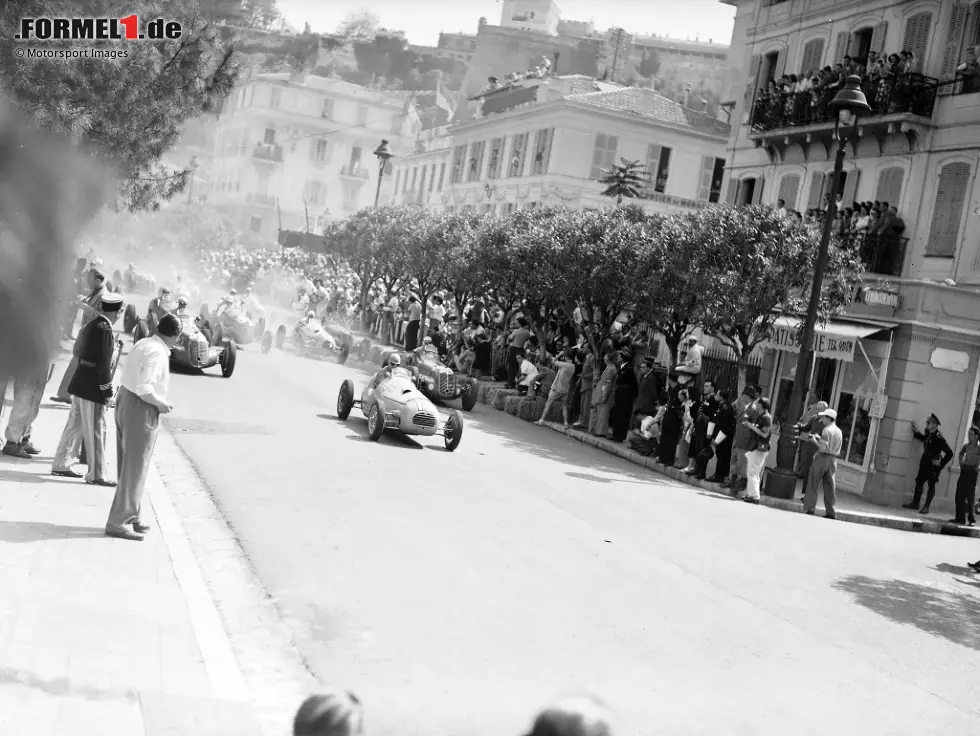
[270,87,282,108]
[590,133,618,179]
[342,182,359,210]
[799,38,824,74]
[902,12,933,72]
[645,145,671,193]
[263,128,276,144]
[509,133,529,177]
[776,173,801,211]
[356,105,369,125]
[419,165,427,193]
[249,216,262,232]
[429,164,437,192]
[503,203,517,215]
[304,181,324,205]
[926,162,971,257]
[350,146,362,168]
[531,128,554,175]
[487,137,504,179]
[709,158,725,203]
[450,145,466,183]
[806,171,826,209]
[468,141,486,182]
[311,139,329,163]
[833,31,850,64]
[697,156,716,202]
[438,162,447,190]
[322,98,335,120]
[411,167,418,190]
[874,167,904,208]
[834,355,882,467]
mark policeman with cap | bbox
[51,292,124,485]
[903,413,954,514]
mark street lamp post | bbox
[186,156,199,204]
[373,140,394,207]
[765,75,871,499]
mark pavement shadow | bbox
[0,665,129,700]
[327,415,424,450]
[696,490,736,502]
[832,574,980,651]
[0,467,85,485]
[565,471,650,486]
[933,563,976,577]
[0,521,106,543]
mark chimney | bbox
[553,52,560,75]
[681,87,691,107]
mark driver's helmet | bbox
[177,298,188,309]
[423,336,433,345]
[229,288,237,296]
[307,310,316,319]
[389,354,402,367]
[158,286,168,297]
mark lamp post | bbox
[186,155,199,204]
[373,139,393,207]
[766,75,871,499]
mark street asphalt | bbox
[157,336,980,736]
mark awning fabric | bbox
[770,316,897,341]
[763,316,897,362]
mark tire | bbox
[367,403,384,441]
[443,409,464,452]
[337,379,355,420]
[275,325,286,350]
[261,331,273,354]
[220,341,237,378]
[460,379,477,412]
[123,303,138,334]
[147,311,159,335]
[338,343,350,365]
[133,319,149,344]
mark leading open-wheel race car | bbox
[404,349,478,412]
[133,312,237,378]
[335,366,464,451]
[199,302,265,346]
[262,315,352,364]
[118,266,157,295]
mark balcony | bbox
[340,163,371,180]
[748,75,938,159]
[839,232,908,278]
[246,193,276,206]
[253,142,284,163]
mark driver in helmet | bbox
[303,309,319,326]
[175,298,188,316]
[383,353,413,380]
[414,335,440,360]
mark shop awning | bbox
[763,316,897,362]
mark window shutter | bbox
[874,167,904,208]
[800,39,824,74]
[940,4,969,86]
[870,22,888,54]
[774,49,787,77]
[745,55,762,104]
[726,179,739,205]
[538,128,554,174]
[777,174,801,210]
[903,13,932,71]
[833,32,851,63]
[926,162,971,257]
[840,169,861,205]
[806,171,826,209]
[697,156,714,201]
[646,144,661,184]
[751,176,765,204]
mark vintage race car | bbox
[404,350,478,412]
[121,267,157,294]
[133,312,236,378]
[335,368,463,451]
[262,317,350,363]
[199,301,264,345]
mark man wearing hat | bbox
[51,291,123,485]
[803,407,843,518]
[675,335,704,377]
[723,384,759,492]
[903,413,954,514]
[404,294,422,351]
[51,266,109,404]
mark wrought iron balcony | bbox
[838,231,908,278]
[246,193,276,206]
[253,142,284,163]
[340,163,370,180]
[749,74,938,134]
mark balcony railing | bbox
[246,193,276,206]
[340,163,370,180]
[749,74,938,133]
[838,232,908,278]
[253,142,284,162]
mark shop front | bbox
[763,316,896,496]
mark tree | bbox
[337,10,380,40]
[396,208,444,337]
[599,159,649,205]
[696,206,864,388]
[0,0,239,211]
[639,50,661,78]
[436,210,495,343]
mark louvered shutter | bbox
[806,171,826,209]
[834,32,851,63]
[874,167,904,208]
[800,39,824,75]
[538,128,554,174]
[777,174,801,210]
[775,49,787,77]
[940,4,969,89]
[903,13,932,72]
[926,162,971,256]
[745,55,762,104]
[751,176,765,204]
[840,169,861,206]
[870,22,888,54]
[646,144,661,188]
[698,156,714,201]
[727,179,739,205]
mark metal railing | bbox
[838,231,908,278]
[253,142,284,162]
[749,74,938,133]
[341,163,370,179]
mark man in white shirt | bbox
[517,350,539,396]
[676,336,704,377]
[105,312,180,541]
[803,407,844,519]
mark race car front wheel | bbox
[338,343,350,365]
[367,404,384,441]
[444,410,464,452]
[337,379,355,420]
[460,380,478,412]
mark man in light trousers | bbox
[0,362,49,458]
[105,313,179,541]
[803,408,843,519]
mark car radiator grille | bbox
[189,336,209,367]
[437,372,456,396]
[412,412,436,428]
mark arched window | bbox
[777,174,801,211]
[926,162,971,256]
[874,167,904,208]
[800,39,824,74]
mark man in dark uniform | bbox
[685,380,717,476]
[902,413,954,514]
[52,267,108,403]
[51,292,123,486]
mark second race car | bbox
[262,311,351,363]
[133,308,237,378]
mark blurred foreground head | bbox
[293,691,364,736]
[524,694,613,736]
[0,104,109,378]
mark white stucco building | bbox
[500,0,561,36]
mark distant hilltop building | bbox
[500,0,561,36]
[630,35,732,103]
[601,28,633,83]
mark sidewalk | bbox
[468,380,980,539]
[0,361,265,735]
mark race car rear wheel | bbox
[460,379,477,412]
[444,409,464,452]
[367,404,384,441]
[220,341,237,378]
[123,303,138,334]
[337,379,355,420]
[338,343,350,365]
[133,319,149,344]
[261,331,273,354]
[147,311,159,335]
[275,325,287,350]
